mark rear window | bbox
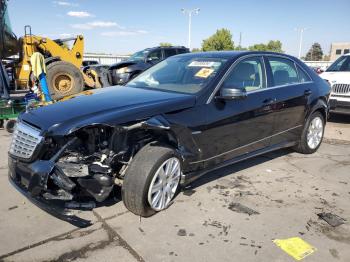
[177,49,188,54]
[296,66,311,83]
[164,49,177,58]
[268,57,299,86]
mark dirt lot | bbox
[0,115,349,262]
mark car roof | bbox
[144,46,188,51]
[174,51,298,60]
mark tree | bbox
[323,54,330,61]
[248,40,283,53]
[159,42,173,47]
[305,43,323,61]
[266,40,283,53]
[201,28,234,51]
[191,48,202,52]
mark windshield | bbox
[127,50,149,62]
[327,56,350,72]
[126,56,228,94]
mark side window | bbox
[268,57,299,86]
[296,66,311,83]
[164,48,177,58]
[177,48,188,54]
[221,57,265,92]
[147,50,162,61]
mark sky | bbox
[7,0,350,56]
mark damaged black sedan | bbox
[8,51,330,224]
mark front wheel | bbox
[294,111,325,154]
[122,145,181,217]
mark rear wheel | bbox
[46,61,84,100]
[122,145,181,217]
[294,111,325,154]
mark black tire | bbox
[122,144,181,217]
[6,119,16,133]
[0,119,4,128]
[46,61,84,100]
[293,111,325,154]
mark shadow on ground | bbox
[329,114,350,124]
[189,148,292,190]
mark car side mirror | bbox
[217,87,247,100]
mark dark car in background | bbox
[82,60,99,67]
[8,51,330,225]
[109,46,189,85]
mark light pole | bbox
[295,27,308,59]
[181,8,200,50]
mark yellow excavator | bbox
[0,0,105,101]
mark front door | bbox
[193,56,276,169]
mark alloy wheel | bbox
[307,116,323,149]
[147,157,181,211]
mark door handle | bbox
[304,89,312,96]
[263,98,276,105]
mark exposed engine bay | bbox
[39,125,154,207]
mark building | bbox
[330,42,350,61]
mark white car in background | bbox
[321,54,350,115]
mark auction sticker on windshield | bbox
[195,68,214,78]
[188,61,219,67]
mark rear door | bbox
[265,56,313,145]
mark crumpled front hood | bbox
[20,86,196,136]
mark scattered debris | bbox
[65,201,96,210]
[329,248,339,259]
[272,199,284,204]
[183,188,196,196]
[228,202,260,215]
[273,237,316,261]
[8,205,18,211]
[177,229,187,236]
[207,220,222,228]
[213,184,227,190]
[317,213,346,227]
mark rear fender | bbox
[306,97,329,122]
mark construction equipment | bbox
[0,0,106,101]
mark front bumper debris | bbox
[8,155,93,228]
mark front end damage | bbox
[8,118,176,226]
